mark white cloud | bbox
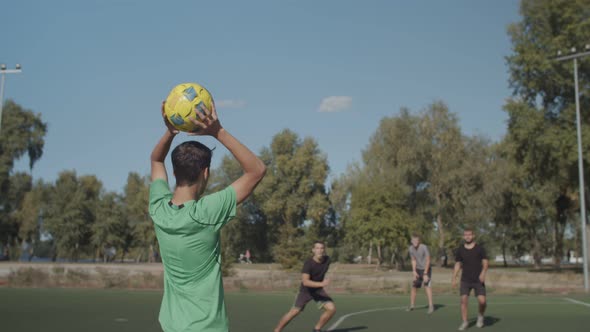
[318,96,352,112]
[215,99,247,109]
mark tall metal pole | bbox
[556,47,590,292]
[574,57,590,291]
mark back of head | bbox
[171,141,212,186]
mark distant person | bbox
[273,241,336,332]
[245,249,252,264]
[407,234,434,314]
[0,246,9,261]
[149,101,266,331]
[452,228,489,330]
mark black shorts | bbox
[294,288,333,311]
[460,281,486,296]
[412,269,432,288]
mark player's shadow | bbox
[431,304,446,311]
[412,304,446,312]
[468,316,501,328]
[330,326,368,332]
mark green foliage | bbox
[213,129,334,269]
[507,0,590,110]
[502,0,590,267]
[0,100,46,255]
[256,130,333,268]
[341,103,486,269]
[210,155,269,269]
[3,1,588,270]
[123,172,152,262]
[42,171,102,261]
[92,192,127,262]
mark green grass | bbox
[0,288,588,331]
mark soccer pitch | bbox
[1,288,589,331]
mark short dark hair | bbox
[171,141,212,186]
[463,227,474,234]
[411,233,420,239]
[313,241,325,248]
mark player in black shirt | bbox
[452,228,489,330]
[274,241,336,332]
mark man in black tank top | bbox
[452,228,489,330]
[274,241,336,332]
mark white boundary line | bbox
[327,306,417,331]
[326,300,582,331]
[563,297,590,308]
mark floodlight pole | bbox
[0,63,23,133]
[556,46,590,292]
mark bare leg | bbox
[274,308,301,332]
[476,295,486,328]
[410,287,417,308]
[460,295,469,322]
[315,302,336,331]
[477,295,486,315]
[425,286,434,310]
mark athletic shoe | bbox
[406,306,414,312]
[427,306,434,314]
[476,315,484,328]
[458,321,469,331]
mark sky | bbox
[1,0,521,193]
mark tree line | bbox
[1,0,589,271]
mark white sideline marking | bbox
[564,298,590,308]
[327,301,577,331]
[327,305,412,331]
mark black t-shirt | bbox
[455,244,488,283]
[300,256,331,292]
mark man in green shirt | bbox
[149,101,266,332]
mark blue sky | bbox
[2,0,521,192]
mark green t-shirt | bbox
[149,179,237,332]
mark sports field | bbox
[1,288,588,331]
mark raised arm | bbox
[151,102,179,182]
[190,103,266,204]
[217,129,266,204]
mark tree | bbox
[92,192,126,262]
[503,0,590,268]
[254,130,333,269]
[418,102,473,266]
[329,169,356,262]
[13,180,49,260]
[43,171,102,261]
[507,0,590,112]
[123,172,152,262]
[340,103,488,269]
[344,110,429,269]
[0,100,46,258]
[207,155,268,274]
[347,172,420,269]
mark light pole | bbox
[0,63,23,133]
[556,45,590,292]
